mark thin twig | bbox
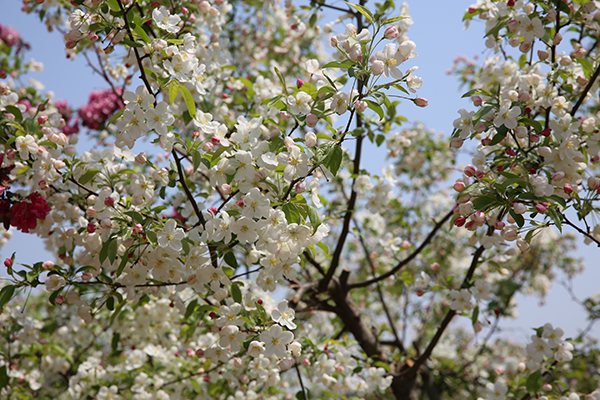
[348,210,454,289]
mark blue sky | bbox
[1,0,599,341]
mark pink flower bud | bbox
[279,111,291,121]
[506,19,519,32]
[303,358,311,366]
[553,32,562,45]
[465,220,478,231]
[414,97,428,107]
[181,6,189,14]
[283,136,295,148]
[81,272,92,281]
[133,223,143,234]
[37,115,48,124]
[87,223,96,233]
[104,196,114,207]
[305,113,318,128]
[330,36,338,47]
[305,131,317,147]
[370,60,384,75]
[202,142,214,152]
[42,261,54,270]
[296,78,304,88]
[501,226,518,241]
[547,9,557,22]
[535,203,548,214]
[530,134,540,143]
[453,182,466,192]
[38,180,49,190]
[135,152,147,164]
[563,183,573,194]
[464,165,476,177]
[471,95,482,106]
[472,211,485,225]
[55,296,66,305]
[468,6,477,13]
[4,258,12,268]
[384,26,399,39]
[295,181,307,193]
[53,159,66,169]
[100,218,112,228]
[538,50,549,61]
[508,37,520,47]
[454,217,466,227]
[221,184,232,196]
[430,262,440,270]
[355,100,368,112]
[519,42,531,53]
[542,383,552,391]
[211,136,221,145]
[474,322,482,332]
[541,128,552,137]
[513,202,527,214]
[481,138,491,146]
[450,138,463,149]
[65,41,77,49]
[552,171,565,181]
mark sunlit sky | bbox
[1,0,599,342]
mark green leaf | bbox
[366,100,384,120]
[231,283,242,304]
[0,365,8,390]
[461,88,493,98]
[274,67,288,93]
[107,107,124,125]
[471,306,479,325]
[5,105,23,122]
[472,105,494,125]
[106,0,120,11]
[306,204,321,231]
[123,37,144,48]
[546,208,563,232]
[320,60,355,69]
[146,231,158,247]
[375,134,385,147]
[132,24,151,43]
[526,370,543,395]
[381,16,408,25]
[224,252,239,269]
[111,332,120,352]
[168,82,179,105]
[509,210,525,228]
[79,168,101,185]
[520,118,543,132]
[323,144,343,176]
[344,2,375,24]
[179,84,197,117]
[472,195,498,212]
[0,285,15,312]
[282,202,302,224]
[106,296,115,311]
[108,239,118,263]
[372,91,386,105]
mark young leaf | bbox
[344,2,375,24]
[179,84,197,116]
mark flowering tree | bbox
[1,0,600,399]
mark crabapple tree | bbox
[1,0,600,399]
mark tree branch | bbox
[348,209,454,290]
